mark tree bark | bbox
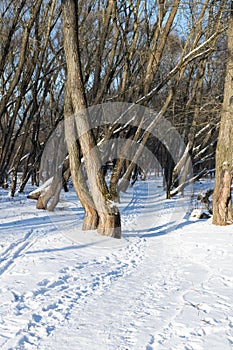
[213,4,233,225]
[64,86,99,230]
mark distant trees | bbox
[0,0,64,194]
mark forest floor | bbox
[0,177,233,350]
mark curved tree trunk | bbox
[64,86,99,230]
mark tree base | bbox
[82,209,99,230]
[213,169,233,225]
[97,207,121,239]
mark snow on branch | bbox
[170,169,207,197]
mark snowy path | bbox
[39,222,233,350]
[0,180,233,349]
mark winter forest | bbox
[0,0,232,236]
[0,1,233,349]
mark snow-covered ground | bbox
[0,178,233,350]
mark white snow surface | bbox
[0,178,233,350]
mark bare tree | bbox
[61,0,121,238]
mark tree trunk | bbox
[62,0,121,238]
[9,169,17,197]
[213,4,233,225]
[64,87,99,230]
[213,169,232,224]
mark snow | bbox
[0,178,233,350]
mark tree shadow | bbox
[0,208,84,233]
[123,218,201,238]
[25,240,108,255]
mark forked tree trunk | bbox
[213,4,233,225]
[62,0,121,238]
